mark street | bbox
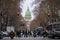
[1,37,60,40]
[0,0,60,40]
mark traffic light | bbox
[48,13,51,17]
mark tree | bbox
[0,0,23,31]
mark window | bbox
[46,25,52,30]
[54,24,60,31]
[54,24,60,28]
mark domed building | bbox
[24,7,31,31]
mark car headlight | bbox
[46,30,48,32]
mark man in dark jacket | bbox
[9,31,15,39]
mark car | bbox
[2,31,9,37]
[36,27,45,37]
[45,22,60,38]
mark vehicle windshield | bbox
[37,27,44,32]
[46,25,52,30]
[54,24,60,31]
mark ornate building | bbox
[24,7,31,31]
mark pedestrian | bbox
[33,30,37,37]
[24,30,28,37]
[16,30,21,37]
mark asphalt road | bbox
[1,37,60,40]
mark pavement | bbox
[1,37,60,40]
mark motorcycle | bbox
[9,31,15,39]
[10,35,14,39]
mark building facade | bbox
[24,7,31,31]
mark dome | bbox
[25,7,31,16]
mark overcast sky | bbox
[20,0,35,20]
[20,0,41,20]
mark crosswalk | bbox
[2,37,44,40]
[1,37,60,40]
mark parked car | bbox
[2,31,9,37]
[45,22,60,38]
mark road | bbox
[1,37,60,40]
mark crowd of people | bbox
[0,27,46,39]
[9,29,45,39]
[0,30,46,39]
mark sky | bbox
[20,0,42,20]
[20,0,35,20]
